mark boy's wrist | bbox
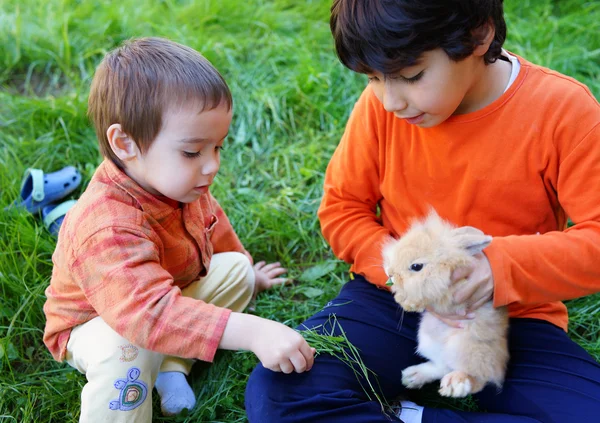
[219,312,262,352]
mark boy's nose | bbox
[382,85,408,113]
[201,154,220,175]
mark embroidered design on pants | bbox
[109,367,148,411]
[118,344,139,362]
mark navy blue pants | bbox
[246,275,600,422]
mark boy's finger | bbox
[279,359,295,374]
[427,309,467,328]
[468,292,492,312]
[265,362,281,372]
[426,307,456,319]
[289,351,308,373]
[265,277,290,288]
[453,279,479,304]
[267,268,288,277]
[261,262,282,272]
[440,316,465,328]
[451,267,471,283]
[300,342,315,370]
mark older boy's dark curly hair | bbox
[330,0,507,74]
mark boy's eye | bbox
[399,71,424,84]
[367,75,380,83]
[387,70,424,84]
[183,151,201,158]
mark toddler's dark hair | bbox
[330,0,506,74]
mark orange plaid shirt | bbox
[43,160,250,362]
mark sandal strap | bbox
[22,168,45,202]
[43,200,77,228]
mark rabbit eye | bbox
[410,263,424,272]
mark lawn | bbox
[1,0,599,421]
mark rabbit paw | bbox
[438,371,473,398]
[401,301,426,313]
[402,364,437,389]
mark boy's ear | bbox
[472,20,495,57]
[450,226,493,255]
[107,124,140,162]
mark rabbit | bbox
[382,210,509,398]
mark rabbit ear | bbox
[450,226,492,255]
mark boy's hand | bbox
[428,253,494,328]
[219,313,315,373]
[452,253,494,311]
[253,261,288,294]
[250,318,316,374]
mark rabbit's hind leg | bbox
[438,371,485,397]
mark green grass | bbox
[1,0,599,421]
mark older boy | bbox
[246,0,600,422]
[43,37,315,423]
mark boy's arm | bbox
[69,227,312,371]
[318,87,394,284]
[219,312,315,373]
[487,123,600,307]
[71,226,230,362]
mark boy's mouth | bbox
[401,113,425,125]
[193,185,209,194]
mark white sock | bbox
[154,371,196,416]
[397,400,424,423]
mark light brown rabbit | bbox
[382,210,509,398]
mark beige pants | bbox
[65,252,254,423]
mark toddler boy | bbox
[43,37,315,422]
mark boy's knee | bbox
[67,317,163,376]
[224,252,255,299]
[85,344,163,383]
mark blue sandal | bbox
[14,166,82,214]
[42,200,77,236]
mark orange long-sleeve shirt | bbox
[318,55,600,331]
[44,160,250,362]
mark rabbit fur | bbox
[382,211,509,398]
